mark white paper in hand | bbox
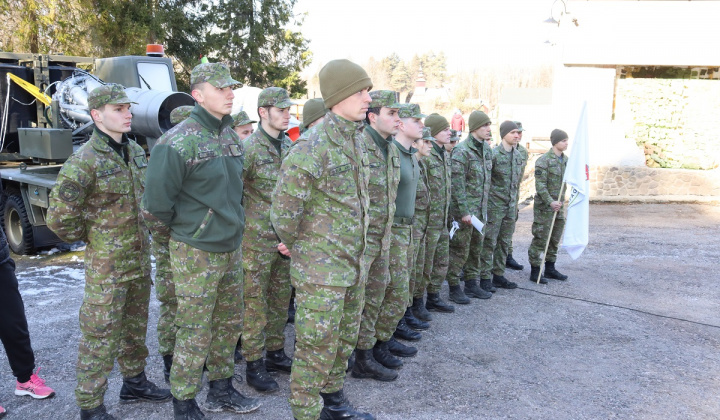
[449,220,460,239]
[470,215,484,233]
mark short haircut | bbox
[364,106,382,125]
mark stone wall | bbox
[589,166,720,199]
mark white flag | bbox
[562,102,590,259]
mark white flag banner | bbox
[562,102,590,259]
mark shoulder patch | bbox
[58,180,83,202]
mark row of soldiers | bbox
[44,58,569,420]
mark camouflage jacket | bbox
[142,105,245,253]
[414,160,430,234]
[450,135,493,222]
[47,129,151,283]
[423,143,452,228]
[363,125,400,253]
[242,127,293,252]
[534,149,567,219]
[270,111,370,287]
[488,142,528,215]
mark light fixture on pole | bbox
[544,0,579,27]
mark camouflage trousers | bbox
[152,232,176,356]
[479,209,517,278]
[420,226,449,295]
[290,274,366,420]
[75,276,151,409]
[410,224,427,304]
[375,224,412,342]
[356,244,390,350]
[169,239,243,400]
[447,222,485,286]
[242,246,292,362]
[528,212,566,266]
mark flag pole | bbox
[537,182,566,284]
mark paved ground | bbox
[1,203,719,419]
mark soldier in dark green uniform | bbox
[479,121,528,290]
[417,113,455,315]
[446,111,495,301]
[505,121,526,271]
[241,87,295,393]
[528,129,570,283]
[143,63,260,419]
[48,84,171,420]
[352,90,402,383]
[271,59,375,420]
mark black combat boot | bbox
[351,349,398,382]
[319,389,376,420]
[544,261,568,280]
[386,337,418,358]
[346,350,356,373]
[426,292,455,313]
[480,278,497,293]
[234,340,243,364]
[393,319,421,342]
[287,295,296,324]
[492,274,518,289]
[173,397,205,420]
[119,371,172,403]
[163,354,173,383]
[80,404,116,420]
[265,348,292,373]
[506,253,524,270]
[530,266,548,284]
[403,308,429,331]
[205,377,261,414]
[464,279,492,299]
[448,284,470,304]
[245,359,279,393]
[372,341,403,369]
[411,296,432,321]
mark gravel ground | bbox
[1,202,719,419]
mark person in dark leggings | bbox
[0,208,56,417]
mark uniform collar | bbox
[191,104,234,135]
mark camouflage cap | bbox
[258,87,296,108]
[398,103,426,119]
[421,127,436,142]
[514,121,525,131]
[190,62,241,88]
[369,90,401,109]
[170,105,194,124]
[87,83,137,111]
[232,110,257,127]
[450,129,461,141]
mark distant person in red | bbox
[450,110,465,133]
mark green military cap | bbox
[170,105,194,124]
[398,103,426,119]
[421,127,436,142]
[258,87,296,108]
[369,90,401,109]
[450,129,461,141]
[514,121,525,131]
[302,98,326,129]
[232,110,257,127]
[87,83,138,111]
[190,62,241,88]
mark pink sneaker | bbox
[15,368,55,399]
[0,404,6,417]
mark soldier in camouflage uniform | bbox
[479,121,528,290]
[416,113,455,316]
[142,63,260,419]
[270,59,375,420]
[232,110,257,140]
[47,84,171,420]
[447,111,496,301]
[505,121,526,271]
[302,98,327,132]
[170,106,194,126]
[409,128,434,322]
[445,129,460,153]
[241,87,295,393]
[351,90,402,383]
[528,129,570,283]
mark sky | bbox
[293,0,559,74]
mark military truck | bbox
[0,50,194,254]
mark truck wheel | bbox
[3,194,35,255]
